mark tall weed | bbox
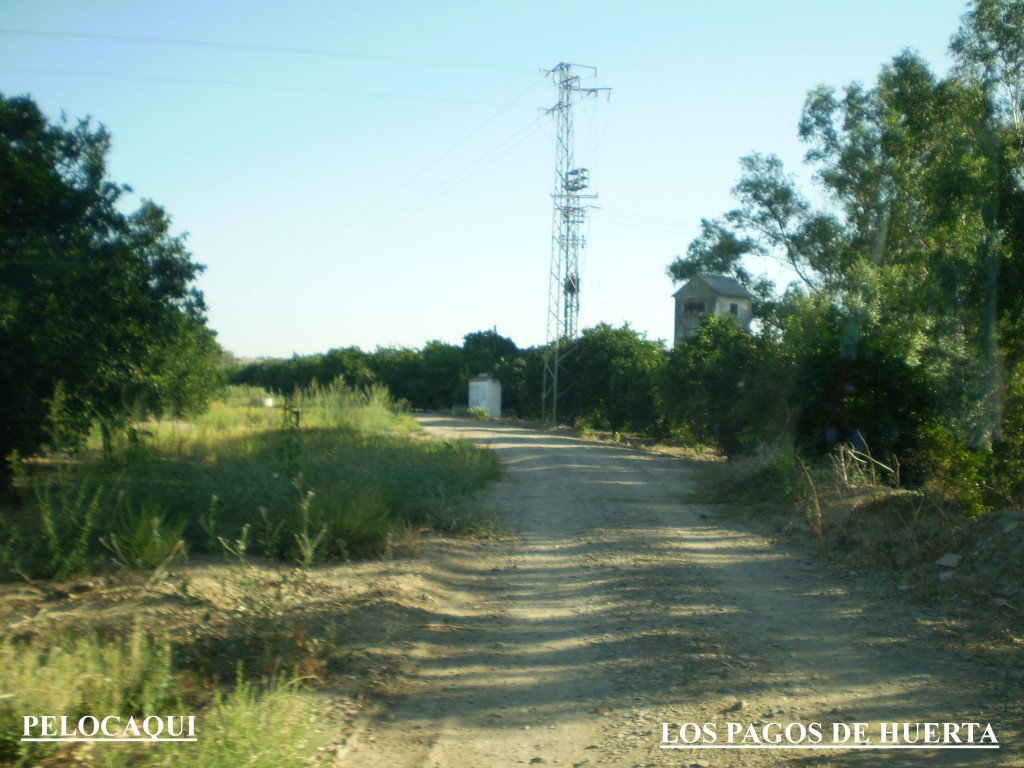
[102,495,187,571]
[155,677,325,768]
[32,471,105,579]
[292,490,327,567]
[0,624,175,763]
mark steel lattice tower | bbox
[542,63,609,424]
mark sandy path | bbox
[337,416,1020,767]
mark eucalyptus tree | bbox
[665,8,1024,486]
[952,0,1024,165]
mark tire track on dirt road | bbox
[336,416,1021,767]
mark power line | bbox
[0,66,539,109]
[0,28,535,73]
[592,208,699,236]
[225,82,548,300]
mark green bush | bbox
[702,442,806,505]
[156,678,324,768]
[0,630,326,768]
[913,424,988,517]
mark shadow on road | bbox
[339,415,1018,767]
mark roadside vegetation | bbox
[1,625,327,768]
[693,437,1024,659]
[696,441,960,573]
[0,382,500,766]
[0,381,500,582]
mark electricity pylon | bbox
[542,63,609,424]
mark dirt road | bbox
[337,416,1021,767]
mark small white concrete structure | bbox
[468,374,502,418]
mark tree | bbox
[418,340,465,409]
[663,315,791,454]
[368,346,422,406]
[462,330,517,378]
[666,154,847,302]
[140,314,225,418]
[0,93,214,481]
[321,347,375,390]
[667,218,757,286]
[952,0,1024,165]
[572,323,666,433]
[666,31,1024,494]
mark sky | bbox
[1,1,970,359]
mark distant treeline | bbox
[229,331,541,417]
[226,325,678,437]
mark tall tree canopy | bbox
[0,93,220,481]
[664,0,1024,507]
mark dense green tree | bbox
[368,346,422,406]
[663,315,791,454]
[321,347,376,390]
[0,93,214,480]
[417,340,465,410]
[515,345,548,419]
[571,323,666,433]
[139,314,225,418]
[462,330,517,378]
[952,0,1024,161]
[948,0,1024,501]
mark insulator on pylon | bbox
[566,168,589,192]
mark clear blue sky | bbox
[1,1,968,358]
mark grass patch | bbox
[697,442,807,507]
[157,677,324,768]
[0,378,498,765]
[0,627,327,768]
[0,624,177,764]
[0,379,501,577]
